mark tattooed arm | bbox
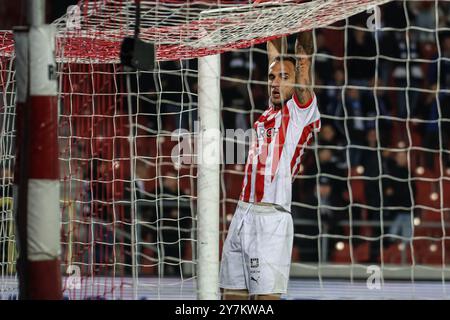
[267,36,288,65]
[294,30,314,105]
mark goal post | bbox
[197,54,221,300]
[13,0,62,299]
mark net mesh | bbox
[0,31,16,299]
[2,0,450,299]
[33,0,390,63]
[56,59,200,299]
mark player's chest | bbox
[254,110,282,142]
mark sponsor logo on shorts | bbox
[250,276,259,284]
[250,258,259,268]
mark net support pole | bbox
[13,0,62,300]
[197,54,221,300]
[27,0,46,26]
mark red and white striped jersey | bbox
[239,93,321,212]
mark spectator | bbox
[424,32,450,168]
[383,151,415,245]
[324,68,345,118]
[296,176,346,262]
[158,171,192,276]
[318,123,346,164]
[381,30,424,118]
[382,1,410,29]
[123,160,155,274]
[341,88,366,167]
[360,129,383,261]
[409,1,438,45]
[438,2,450,28]
[221,68,251,131]
[364,79,393,147]
[223,50,256,77]
[361,129,382,208]
[123,69,159,133]
[316,149,346,190]
[159,60,197,131]
[318,176,349,262]
[84,159,114,275]
[222,49,258,126]
[378,0,411,84]
[300,124,347,201]
[314,77,329,118]
[314,30,335,83]
[347,26,376,87]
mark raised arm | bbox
[267,36,288,65]
[294,30,314,105]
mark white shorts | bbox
[219,201,293,295]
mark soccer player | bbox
[219,30,321,300]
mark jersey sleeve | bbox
[288,92,321,131]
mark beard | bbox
[270,97,283,109]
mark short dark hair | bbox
[271,55,297,68]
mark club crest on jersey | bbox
[257,127,278,138]
[250,258,259,268]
